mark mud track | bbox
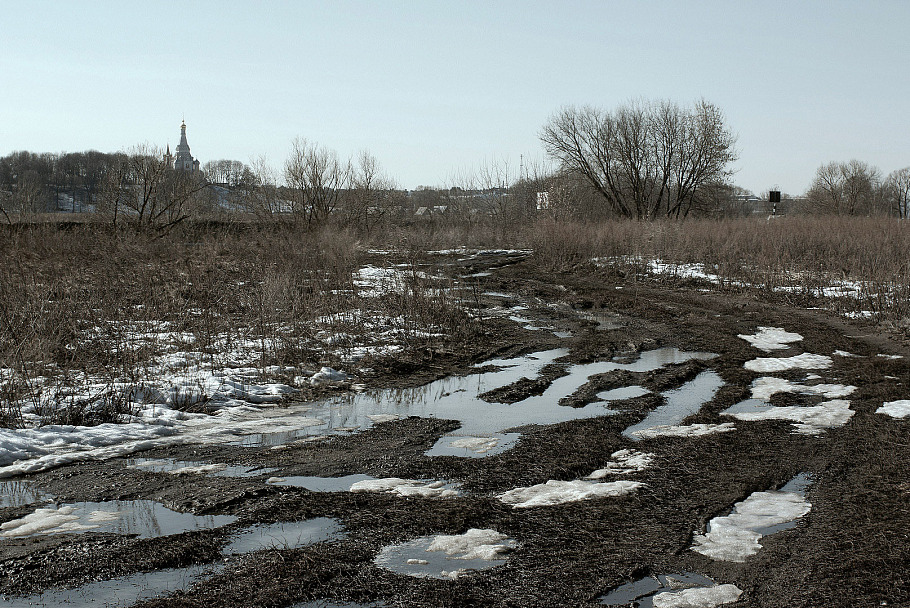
[1,255,908,607]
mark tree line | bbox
[2,98,909,229]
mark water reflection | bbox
[0,480,50,508]
[622,371,724,439]
[0,500,236,539]
[239,347,715,458]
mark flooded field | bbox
[1,250,907,607]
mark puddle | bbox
[237,347,715,457]
[622,371,724,440]
[425,433,521,457]
[0,563,222,608]
[600,572,717,607]
[553,330,573,339]
[267,473,377,491]
[508,314,554,332]
[0,500,236,539]
[0,519,347,606]
[596,386,650,401]
[126,458,278,478]
[375,528,518,579]
[578,310,624,330]
[222,517,345,554]
[0,480,51,508]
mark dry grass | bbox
[523,216,910,323]
[0,223,478,427]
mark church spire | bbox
[174,120,199,172]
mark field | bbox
[1,219,908,608]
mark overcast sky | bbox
[1,0,907,194]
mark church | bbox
[164,120,200,172]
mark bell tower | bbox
[173,120,200,172]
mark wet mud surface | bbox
[1,254,908,607]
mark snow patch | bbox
[725,400,855,435]
[587,449,654,478]
[692,488,811,562]
[738,327,802,352]
[629,423,736,440]
[497,479,643,508]
[750,377,855,401]
[349,478,459,498]
[744,353,833,373]
[652,584,743,608]
[374,528,518,579]
[309,367,348,385]
[877,400,910,419]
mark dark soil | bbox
[1,255,908,607]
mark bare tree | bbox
[97,145,207,233]
[806,160,885,216]
[884,167,910,219]
[540,99,737,220]
[283,138,350,228]
[338,150,398,232]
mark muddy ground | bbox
[1,253,908,607]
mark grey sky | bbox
[1,0,907,195]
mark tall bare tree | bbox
[540,99,737,220]
[806,160,885,216]
[338,150,399,232]
[884,167,910,219]
[283,138,350,228]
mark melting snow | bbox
[629,423,736,440]
[497,479,643,508]
[749,377,855,401]
[587,449,654,478]
[877,400,910,419]
[0,500,235,539]
[738,327,803,352]
[744,353,833,373]
[349,478,459,498]
[374,528,518,579]
[652,584,743,608]
[724,399,854,435]
[692,481,811,562]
